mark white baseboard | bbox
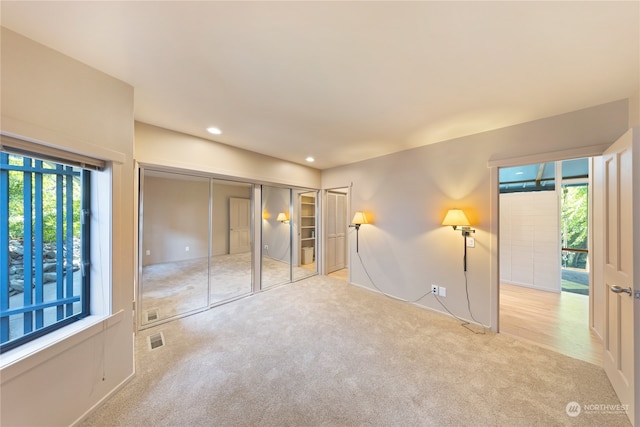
[71,370,136,427]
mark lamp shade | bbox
[276,212,288,222]
[442,209,470,227]
[351,211,368,225]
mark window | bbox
[499,162,556,193]
[560,158,590,295]
[499,158,589,194]
[1,152,91,352]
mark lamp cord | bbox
[462,270,487,334]
[432,291,485,335]
[354,232,488,333]
[356,250,433,304]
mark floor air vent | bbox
[148,332,165,350]
[146,309,159,322]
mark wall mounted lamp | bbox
[349,211,369,252]
[442,209,475,271]
[276,212,289,223]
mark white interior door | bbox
[602,128,637,426]
[229,197,251,254]
[326,191,347,273]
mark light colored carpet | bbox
[140,253,316,325]
[82,275,630,426]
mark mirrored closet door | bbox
[260,186,318,288]
[293,190,318,281]
[139,169,253,328]
[261,186,292,289]
[210,180,253,304]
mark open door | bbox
[601,128,638,426]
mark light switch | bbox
[466,237,475,248]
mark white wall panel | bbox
[500,191,560,292]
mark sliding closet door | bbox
[139,170,210,326]
[210,180,253,303]
[261,186,292,288]
[293,189,318,281]
[138,172,318,328]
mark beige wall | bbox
[141,174,253,264]
[1,28,135,426]
[322,100,629,328]
[142,175,211,266]
[135,122,321,189]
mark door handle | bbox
[610,285,632,296]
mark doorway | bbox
[326,188,348,280]
[498,157,602,365]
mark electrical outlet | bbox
[438,286,447,297]
[185,246,190,252]
[431,285,438,294]
[264,244,269,250]
[145,250,150,256]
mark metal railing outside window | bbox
[1,152,90,352]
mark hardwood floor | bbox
[322,275,601,364]
[328,268,348,281]
[499,283,603,365]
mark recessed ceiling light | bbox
[207,127,222,135]
[306,156,315,163]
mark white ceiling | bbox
[2,1,638,170]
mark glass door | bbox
[561,183,589,295]
[560,157,589,295]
